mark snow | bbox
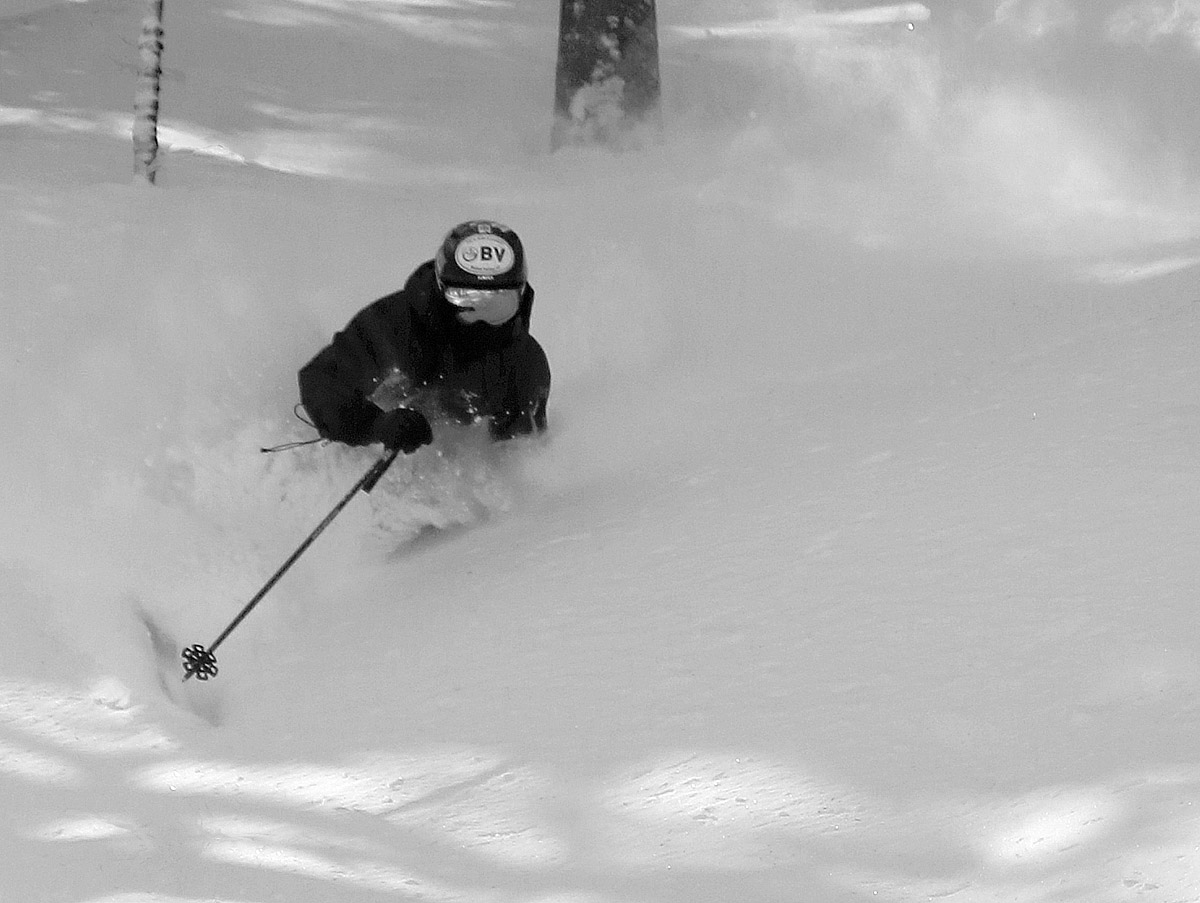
[3,0,1200,900]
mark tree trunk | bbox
[552,0,661,150]
[133,0,165,184]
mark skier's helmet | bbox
[434,220,527,291]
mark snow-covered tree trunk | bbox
[133,0,165,184]
[552,0,661,150]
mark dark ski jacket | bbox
[299,261,550,444]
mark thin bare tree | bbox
[133,0,165,184]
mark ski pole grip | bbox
[361,446,402,494]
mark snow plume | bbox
[665,0,1200,256]
[1,185,314,680]
[991,0,1079,39]
[0,182,519,687]
[0,163,687,690]
[1107,0,1200,48]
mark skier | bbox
[298,221,551,453]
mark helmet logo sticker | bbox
[455,234,515,277]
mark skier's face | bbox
[443,285,521,326]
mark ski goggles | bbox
[443,285,521,326]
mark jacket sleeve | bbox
[489,333,551,440]
[298,295,411,445]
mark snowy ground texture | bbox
[3,0,1200,901]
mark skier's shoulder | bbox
[359,261,434,314]
[401,260,440,317]
[341,261,437,336]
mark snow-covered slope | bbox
[3,1,1200,901]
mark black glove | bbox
[368,408,432,453]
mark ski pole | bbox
[181,446,403,681]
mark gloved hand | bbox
[368,407,432,453]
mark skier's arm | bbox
[489,334,550,440]
[298,298,410,445]
[298,347,379,444]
